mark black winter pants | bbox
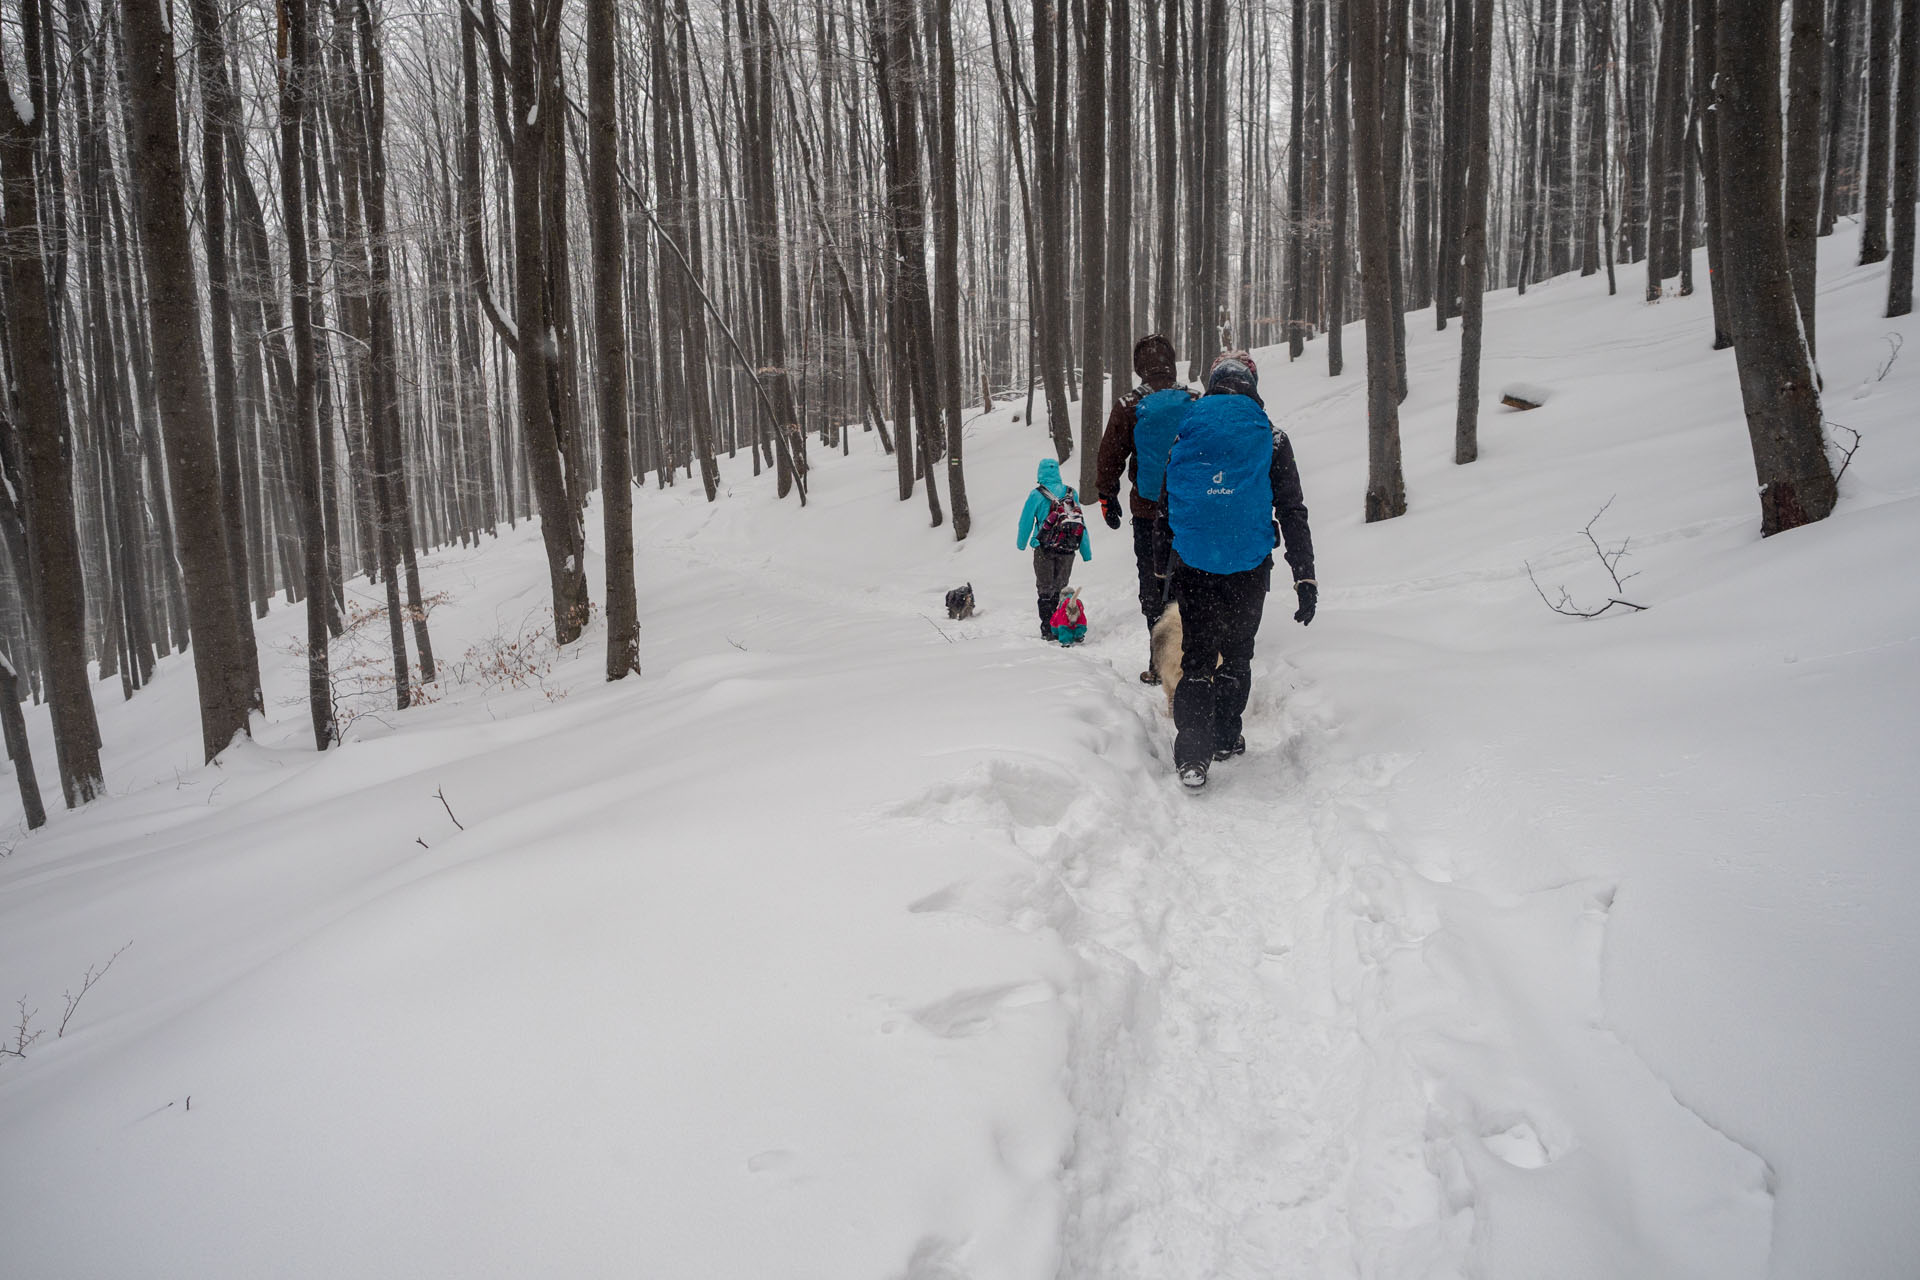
[1171,560,1271,769]
[1131,514,1173,626]
[1032,548,1075,634]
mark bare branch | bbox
[58,941,132,1038]
[1826,420,1863,484]
[1877,333,1903,382]
[1529,499,1649,618]
[2,998,41,1059]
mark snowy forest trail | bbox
[4,232,1918,1278]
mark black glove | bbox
[1099,495,1123,530]
[1293,580,1317,626]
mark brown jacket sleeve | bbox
[1095,391,1139,506]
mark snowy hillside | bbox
[2,233,1916,1279]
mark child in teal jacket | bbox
[1017,459,1092,638]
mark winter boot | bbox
[1212,734,1247,762]
[1178,761,1209,790]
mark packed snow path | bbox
[671,507,1772,1276]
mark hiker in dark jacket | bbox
[1162,350,1317,790]
[1096,334,1198,684]
[1016,457,1093,639]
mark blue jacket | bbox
[1167,393,1316,579]
[1016,459,1093,561]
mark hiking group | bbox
[1016,335,1317,791]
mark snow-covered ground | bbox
[3,232,1916,1279]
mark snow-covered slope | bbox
[2,231,1915,1279]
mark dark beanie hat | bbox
[1133,333,1177,379]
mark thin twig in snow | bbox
[1877,333,1903,382]
[436,787,465,831]
[58,942,132,1038]
[1826,420,1863,484]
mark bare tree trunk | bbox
[1888,0,1919,313]
[870,0,944,525]
[1785,0,1827,351]
[932,0,971,536]
[1715,0,1839,535]
[1329,0,1351,375]
[1862,0,1895,261]
[590,0,639,677]
[187,0,265,708]
[1108,0,1135,396]
[1033,0,1075,457]
[119,0,255,762]
[1290,0,1309,354]
[1694,0,1735,347]
[1820,0,1861,235]
[1579,0,1609,277]
[1456,0,1495,463]
[1623,0,1653,260]
[1646,0,1689,296]
[1353,0,1407,519]
[280,0,334,748]
[0,18,104,802]
[1153,0,1181,337]
[0,651,45,828]
[509,0,592,639]
[355,0,437,679]
[1079,0,1109,496]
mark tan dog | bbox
[1150,603,1185,711]
[1150,601,1228,712]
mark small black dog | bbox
[944,582,976,620]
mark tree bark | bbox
[1887,0,1919,313]
[509,0,592,639]
[119,0,255,762]
[1456,0,1495,463]
[280,0,334,748]
[1329,0,1351,375]
[1108,0,1136,398]
[1862,0,1895,261]
[1715,0,1839,534]
[1352,0,1407,519]
[1078,0,1109,497]
[0,20,104,803]
[1786,0,1827,351]
[354,0,437,679]
[0,651,45,829]
[1646,0,1689,296]
[932,0,971,536]
[1694,0,1735,347]
[1290,0,1310,353]
[1033,0,1076,457]
[187,0,264,708]
[590,0,639,677]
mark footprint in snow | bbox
[907,981,1054,1038]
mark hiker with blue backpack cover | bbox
[1016,457,1093,639]
[1097,334,1198,683]
[1162,350,1318,790]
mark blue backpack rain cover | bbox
[1166,395,1277,574]
[1132,387,1196,505]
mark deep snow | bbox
[2,231,1916,1279]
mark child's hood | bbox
[1035,458,1067,496]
